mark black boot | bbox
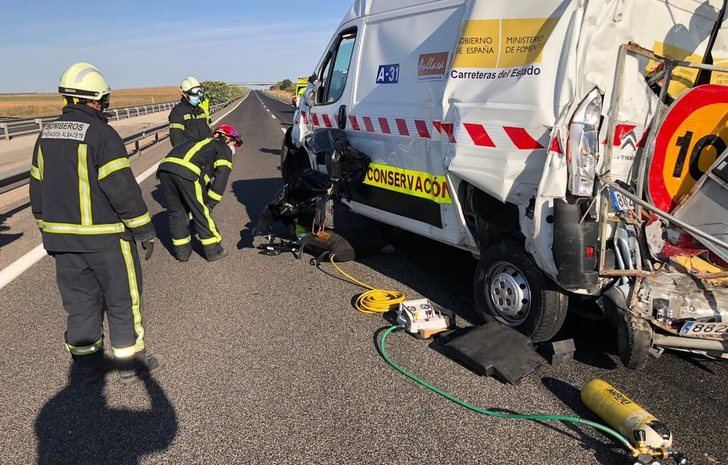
[71,351,109,385]
[205,245,229,262]
[174,244,192,262]
[117,351,163,385]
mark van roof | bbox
[344,0,454,20]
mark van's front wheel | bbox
[473,241,568,342]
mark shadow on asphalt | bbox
[35,362,178,465]
[0,202,27,249]
[231,177,284,250]
[259,148,281,156]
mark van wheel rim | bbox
[485,261,531,326]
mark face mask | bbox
[188,95,201,106]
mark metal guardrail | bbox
[0,101,180,140]
[0,97,241,195]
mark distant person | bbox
[169,76,211,147]
[291,74,320,147]
[29,63,160,384]
[156,124,241,262]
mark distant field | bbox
[265,89,295,102]
[0,86,181,118]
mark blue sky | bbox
[0,1,353,93]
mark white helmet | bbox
[180,76,202,93]
[59,63,111,101]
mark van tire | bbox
[280,127,293,174]
[616,311,652,370]
[280,128,310,184]
[473,241,568,343]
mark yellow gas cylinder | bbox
[581,379,673,451]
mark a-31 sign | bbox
[376,64,400,84]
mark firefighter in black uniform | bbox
[168,76,212,147]
[157,124,241,261]
[30,63,160,384]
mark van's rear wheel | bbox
[616,310,653,370]
[474,241,568,342]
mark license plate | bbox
[679,321,728,340]
[609,190,635,212]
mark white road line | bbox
[0,91,251,291]
[0,245,46,290]
[271,114,277,119]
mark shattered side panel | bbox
[444,0,581,205]
[530,0,727,284]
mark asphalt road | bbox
[0,91,725,465]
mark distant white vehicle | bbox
[285,0,728,368]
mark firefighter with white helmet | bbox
[169,76,212,146]
[29,63,161,384]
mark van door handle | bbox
[337,105,347,130]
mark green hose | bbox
[378,325,636,454]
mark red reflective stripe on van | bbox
[433,121,442,134]
[379,117,391,134]
[363,117,375,133]
[548,136,563,154]
[301,112,308,125]
[415,120,430,138]
[503,126,544,150]
[349,115,360,131]
[441,123,456,143]
[463,123,495,147]
[322,114,332,128]
[312,113,320,127]
[396,119,409,136]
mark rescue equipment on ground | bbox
[581,380,687,464]
[440,323,546,384]
[256,129,371,261]
[329,257,404,314]
[320,257,687,464]
[396,299,452,338]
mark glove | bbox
[141,238,155,261]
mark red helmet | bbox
[213,124,242,147]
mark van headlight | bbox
[567,89,603,197]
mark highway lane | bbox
[0,91,725,464]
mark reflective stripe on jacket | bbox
[29,104,155,252]
[169,98,212,147]
[157,137,233,203]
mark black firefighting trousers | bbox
[158,171,222,259]
[54,239,145,363]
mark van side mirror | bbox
[338,105,347,129]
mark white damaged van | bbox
[284,0,728,368]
